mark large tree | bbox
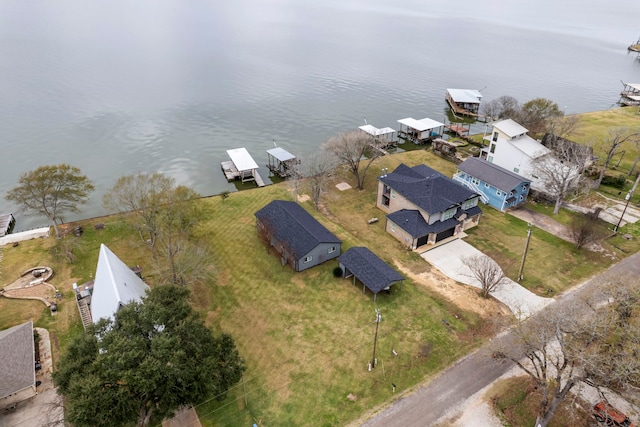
[533,136,591,214]
[461,254,509,298]
[6,164,94,238]
[492,278,640,427]
[323,130,384,190]
[519,98,564,136]
[304,151,336,209]
[103,173,210,285]
[595,128,640,188]
[53,285,245,427]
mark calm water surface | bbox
[1,0,639,229]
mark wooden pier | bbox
[445,123,470,137]
[221,148,266,187]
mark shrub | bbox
[333,266,343,278]
[601,174,627,189]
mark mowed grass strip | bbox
[196,181,486,426]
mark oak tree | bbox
[53,285,245,427]
[6,164,94,238]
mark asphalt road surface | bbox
[361,251,640,427]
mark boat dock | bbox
[445,123,470,137]
[221,148,265,187]
[266,146,300,178]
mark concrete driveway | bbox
[421,239,553,319]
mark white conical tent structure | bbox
[90,244,150,323]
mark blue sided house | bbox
[453,157,531,212]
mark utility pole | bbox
[371,309,382,369]
[518,223,532,282]
[614,191,632,232]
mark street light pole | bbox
[371,309,381,369]
[518,223,532,282]
[614,191,632,233]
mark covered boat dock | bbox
[358,124,398,147]
[619,82,640,106]
[221,148,265,187]
[397,117,444,144]
[266,147,300,178]
[446,88,483,117]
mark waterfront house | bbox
[337,247,404,302]
[90,244,150,324]
[376,164,482,249]
[454,157,530,212]
[255,200,341,272]
[480,119,550,189]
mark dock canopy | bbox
[338,247,404,301]
[266,147,299,178]
[397,117,444,143]
[227,148,259,172]
[359,125,398,145]
[620,82,640,106]
[0,213,15,237]
[446,88,483,116]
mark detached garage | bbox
[338,247,404,302]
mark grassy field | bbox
[1,110,639,425]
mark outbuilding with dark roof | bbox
[255,200,342,271]
[0,321,36,408]
[338,247,403,301]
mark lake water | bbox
[1,0,640,230]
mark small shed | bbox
[0,213,15,237]
[397,117,444,144]
[337,247,404,301]
[266,147,300,178]
[358,124,398,147]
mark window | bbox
[484,183,490,188]
[463,200,475,210]
[328,246,336,254]
[471,177,480,185]
[391,223,396,232]
[520,195,524,201]
[382,195,390,207]
[492,132,498,142]
[444,209,456,220]
[513,167,519,173]
[522,184,528,190]
[496,190,503,196]
[490,144,496,153]
[509,191,514,197]
[303,255,313,263]
[487,156,493,162]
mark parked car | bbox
[592,401,636,427]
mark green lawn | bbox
[1,113,639,425]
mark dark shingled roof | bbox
[0,321,35,400]
[387,209,460,238]
[255,200,341,259]
[457,157,529,193]
[380,163,478,214]
[337,247,404,294]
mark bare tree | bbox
[304,151,336,209]
[545,115,582,140]
[461,254,509,298]
[492,278,640,427]
[480,95,520,121]
[323,130,383,190]
[569,207,605,249]
[533,137,591,214]
[595,128,640,188]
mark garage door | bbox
[416,235,428,247]
[435,227,455,242]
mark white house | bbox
[481,119,550,190]
[90,244,150,323]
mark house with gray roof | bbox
[337,247,404,302]
[0,321,36,408]
[376,164,482,249]
[255,200,341,272]
[90,244,150,323]
[454,157,531,212]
